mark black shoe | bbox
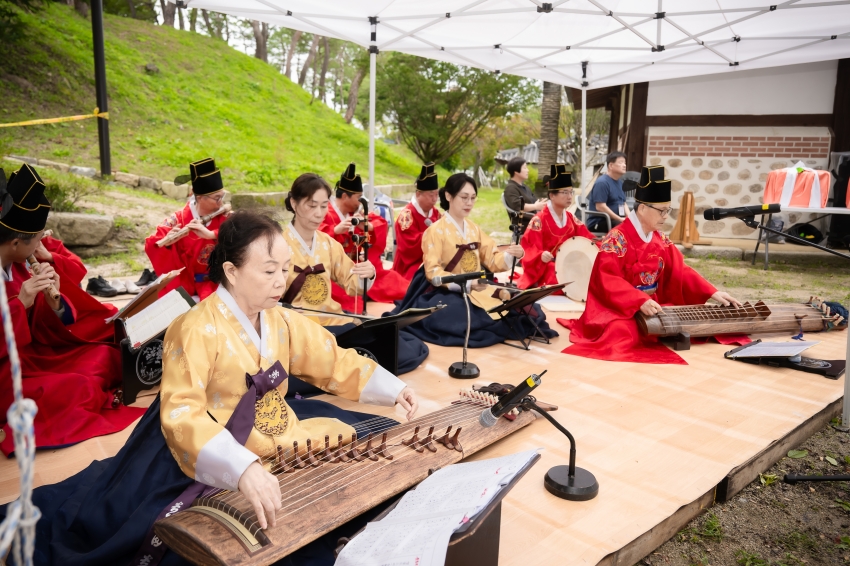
[134,268,157,287]
[87,276,118,297]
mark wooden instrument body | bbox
[636,301,827,337]
[154,404,536,566]
[554,236,598,302]
[156,203,231,248]
[27,254,61,302]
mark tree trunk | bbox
[177,6,185,30]
[318,37,330,103]
[298,35,320,87]
[126,0,136,18]
[189,8,197,32]
[285,30,302,80]
[345,66,365,124]
[74,0,89,18]
[250,20,269,62]
[159,0,175,26]
[538,80,562,191]
[201,9,221,39]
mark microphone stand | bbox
[506,220,522,287]
[741,216,850,262]
[448,282,480,379]
[519,397,599,501]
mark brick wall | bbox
[647,135,830,160]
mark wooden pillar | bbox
[607,88,621,156]
[832,58,850,152]
[625,82,649,171]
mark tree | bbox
[367,53,539,166]
[250,19,269,62]
[102,0,156,21]
[201,9,226,40]
[298,34,320,87]
[318,36,330,103]
[188,7,197,32]
[158,0,174,26]
[284,30,302,80]
[538,81,561,182]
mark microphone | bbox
[431,271,486,287]
[479,370,546,427]
[703,203,780,221]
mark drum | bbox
[554,236,598,302]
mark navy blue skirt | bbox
[387,267,557,348]
[326,323,429,375]
[0,395,398,566]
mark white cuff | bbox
[195,429,258,491]
[359,364,406,406]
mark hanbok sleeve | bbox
[283,310,404,406]
[145,213,185,277]
[42,237,87,287]
[519,216,545,286]
[478,229,510,273]
[422,224,452,284]
[569,213,595,241]
[328,237,371,295]
[160,311,259,487]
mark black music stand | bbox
[487,284,566,350]
[336,306,443,374]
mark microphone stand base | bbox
[544,465,599,501]
[448,361,480,379]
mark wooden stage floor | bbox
[1,304,847,566]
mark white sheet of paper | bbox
[123,289,192,347]
[728,340,820,359]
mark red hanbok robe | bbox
[144,201,226,300]
[41,236,117,342]
[319,202,408,312]
[0,263,144,456]
[517,204,594,289]
[560,217,720,365]
[392,201,441,281]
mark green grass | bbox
[0,3,429,191]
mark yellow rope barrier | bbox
[0,108,109,129]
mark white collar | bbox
[629,210,654,243]
[410,197,434,219]
[287,223,317,257]
[547,201,567,229]
[445,214,467,239]
[1,263,12,282]
[331,198,350,221]
[215,284,269,362]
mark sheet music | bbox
[728,341,820,359]
[123,289,192,347]
[335,449,540,566]
[105,268,183,323]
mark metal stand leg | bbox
[763,214,771,271]
[752,215,762,266]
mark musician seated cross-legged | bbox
[517,164,595,290]
[0,164,144,457]
[561,165,742,364]
[390,173,557,348]
[4,209,419,566]
[282,173,429,375]
[144,157,231,301]
[391,162,442,281]
[319,162,409,311]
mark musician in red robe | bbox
[32,233,118,342]
[518,165,594,289]
[0,164,143,456]
[318,163,408,311]
[562,166,741,364]
[392,162,441,281]
[144,158,229,300]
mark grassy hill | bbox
[0,3,427,191]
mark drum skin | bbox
[555,236,599,302]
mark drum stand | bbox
[449,284,480,379]
[506,221,523,286]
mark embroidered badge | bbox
[198,244,215,266]
[529,216,542,231]
[398,208,413,231]
[659,232,674,247]
[301,273,329,305]
[599,230,627,257]
[460,249,479,273]
[254,390,289,436]
[639,258,664,287]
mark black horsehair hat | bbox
[188,158,224,196]
[336,163,363,194]
[546,164,573,191]
[0,164,51,234]
[635,165,672,204]
[415,163,439,192]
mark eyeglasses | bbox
[202,194,225,205]
[644,204,673,217]
[457,195,477,204]
[551,190,574,196]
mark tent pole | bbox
[368,18,378,207]
[580,86,587,192]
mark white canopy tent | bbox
[174,0,850,194]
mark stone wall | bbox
[646,127,832,239]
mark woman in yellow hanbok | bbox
[390,173,557,348]
[281,173,428,374]
[12,210,419,566]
